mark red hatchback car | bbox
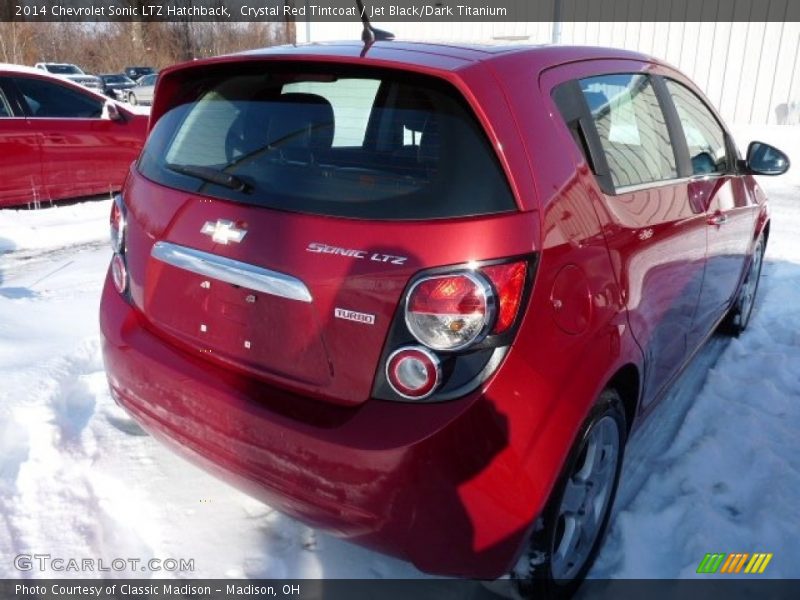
[0,64,147,208]
[100,42,788,593]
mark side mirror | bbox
[104,101,124,122]
[743,141,790,176]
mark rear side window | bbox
[579,74,676,189]
[665,79,728,175]
[138,65,515,220]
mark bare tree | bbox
[0,19,290,72]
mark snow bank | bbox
[0,199,111,253]
[0,203,426,579]
[591,131,800,579]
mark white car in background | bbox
[34,62,101,90]
[125,73,157,106]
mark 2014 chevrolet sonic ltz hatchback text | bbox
[100,41,788,595]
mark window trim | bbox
[651,75,693,178]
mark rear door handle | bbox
[707,212,728,226]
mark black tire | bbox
[721,237,765,336]
[513,389,627,599]
[129,92,138,106]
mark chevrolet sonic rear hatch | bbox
[130,61,520,406]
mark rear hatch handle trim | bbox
[151,241,313,303]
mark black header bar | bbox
[3,0,800,23]
[4,579,800,600]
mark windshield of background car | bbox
[47,65,82,75]
[137,65,516,220]
[105,75,133,84]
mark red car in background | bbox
[100,41,787,595]
[0,64,147,208]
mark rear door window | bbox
[579,73,677,189]
[138,65,516,220]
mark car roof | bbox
[1,63,51,76]
[1,63,85,80]
[233,40,658,73]
[0,63,117,103]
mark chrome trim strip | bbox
[614,176,692,194]
[151,241,312,303]
[614,172,730,194]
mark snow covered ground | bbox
[0,126,798,583]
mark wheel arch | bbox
[605,363,641,434]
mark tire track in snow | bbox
[591,257,800,579]
[0,339,160,577]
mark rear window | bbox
[138,64,516,220]
[104,75,132,84]
[45,65,82,75]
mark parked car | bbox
[99,43,788,596]
[125,73,156,106]
[99,73,136,99]
[124,66,156,81]
[0,64,148,208]
[34,62,101,90]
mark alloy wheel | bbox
[735,240,764,330]
[551,415,620,582]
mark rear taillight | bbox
[109,194,129,296]
[386,347,441,400]
[405,272,495,351]
[110,193,126,253]
[111,253,128,294]
[376,256,533,403]
[482,261,527,334]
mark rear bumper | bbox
[99,274,551,578]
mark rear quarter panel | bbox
[473,55,645,527]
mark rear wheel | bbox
[722,237,764,336]
[513,389,627,599]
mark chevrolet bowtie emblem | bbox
[201,219,247,244]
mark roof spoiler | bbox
[355,0,395,45]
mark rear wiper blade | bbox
[166,163,248,192]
